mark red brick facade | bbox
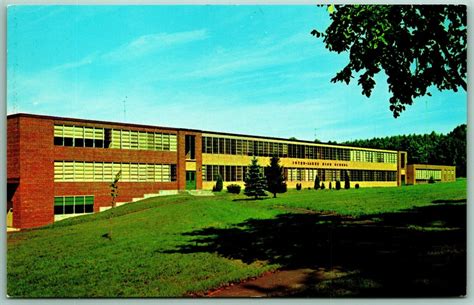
[7,114,200,229]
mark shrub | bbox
[428,176,435,184]
[296,183,302,191]
[344,171,350,189]
[244,157,267,199]
[265,156,286,198]
[329,182,332,190]
[307,187,311,190]
[214,175,223,192]
[314,175,320,190]
[335,180,341,190]
[355,183,360,189]
[321,182,326,190]
[226,184,241,194]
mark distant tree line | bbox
[342,124,466,177]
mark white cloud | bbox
[102,29,209,62]
[51,53,98,71]
[183,31,323,79]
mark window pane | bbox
[54,206,64,214]
[54,197,64,206]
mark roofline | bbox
[408,164,456,168]
[8,112,399,153]
[7,112,202,133]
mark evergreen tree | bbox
[329,181,332,190]
[264,155,287,198]
[344,171,350,189]
[314,175,321,190]
[214,174,223,192]
[244,157,268,199]
[110,170,122,208]
[335,180,341,190]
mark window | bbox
[154,133,163,150]
[159,133,168,150]
[130,131,139,149]
[169,135,177,152]
[185,135,196,160]
[416,169,441,180]
[54,195,94,215]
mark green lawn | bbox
[7,179,466,297]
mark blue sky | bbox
[7,5,467,142]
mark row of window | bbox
[54,161,177,182]
[54,196,94,215]
[202,136,397,163]
[202,165,251,182]
[415,169,442,180]
[201,164,397,182]
[54,124,177,151]
[286,168,397,182]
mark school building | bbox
[6,113,455,229]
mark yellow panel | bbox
[94,162,103,182]
[54,161,64,181]
[202,154,397,171]
[169,135,177,151]
[111,130,121,148]
[74,161,84,181]
[154,164,163,181]
[54,125,63,137]
[63,126,75,137]
[186,161,196,171]
[121,163,130,182]
[84,162,94,181]
[84,127,95,139]
[73,126,84,138]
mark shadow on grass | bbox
[164,202,466,297]
[431,199,466,204]
[232,197,271,202]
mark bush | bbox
[314,175,320,190]
[344,171,350,189]
[329,182,332,190]
[296,183,302,191]
[214,175,223,192]
[428,176,435,184]
[355,183,360,189]
[321,182,326,190]
[335,180,341,190]
[226,184,241,194]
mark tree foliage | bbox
[314,175,321,190]
[265,156,287,198]
[344,171,350,189]
[110,170,122,208]
[214,175,223,192]
[343,124,466,177]
[244,157,268,199]
[312,5,466,117]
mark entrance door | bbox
[186,171,196,190]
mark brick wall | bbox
[14,117,54,228]
[8,114,194,229]
[7,117,20,179]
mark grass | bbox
[7,179,466,297]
